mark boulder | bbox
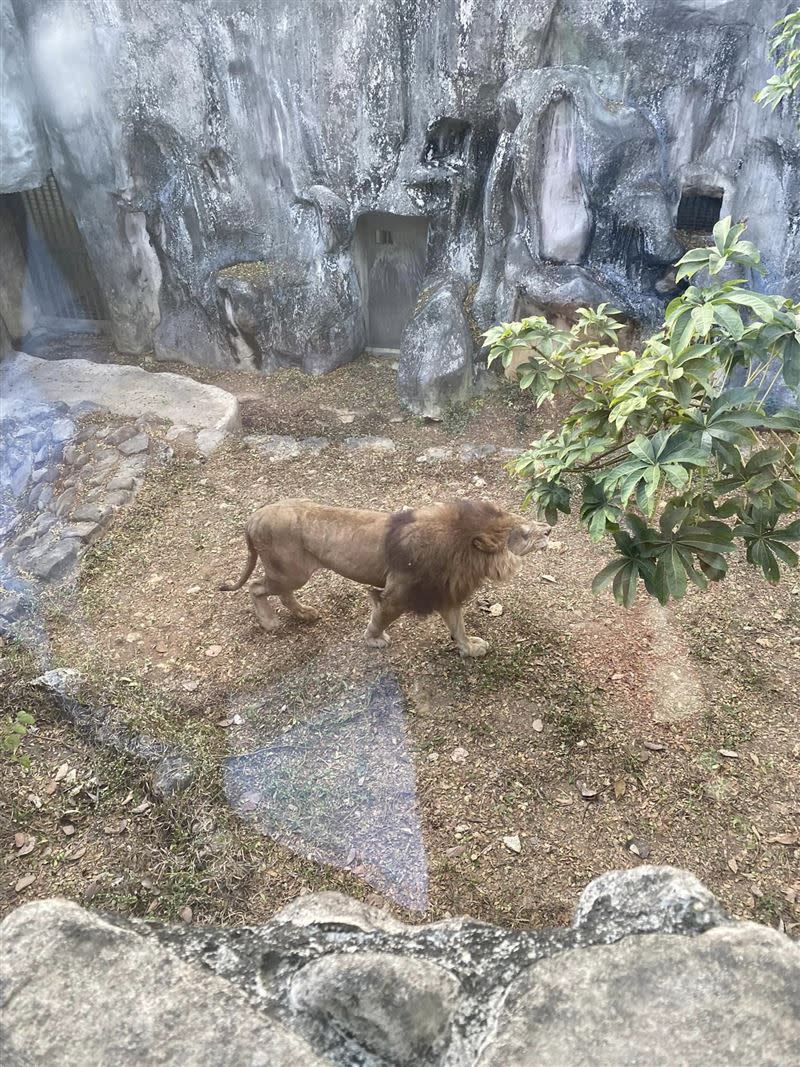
[398,279,474,419]
[0,353,239,456]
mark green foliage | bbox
[754,10,800,113]
[2,709,36,768]
[484,218,800,606]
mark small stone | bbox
[103,491,132,508]
[105,425,139,446]
[451,747,468,763]
[117,434,149,456]
[50,418,75,443]
[71,503,111,524]
[416,447,453,463]
[344,436,396,452]
[50,487,78,518]
[107,475,136,492]
[60,522,101,542]
[503,834,522,854]
[16,539,79,582]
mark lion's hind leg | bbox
[250,581,282,633]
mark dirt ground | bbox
[2,353,798,935]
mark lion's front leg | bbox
[439,605,489,658]
[364,586,402,648]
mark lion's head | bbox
[385,498,551,614]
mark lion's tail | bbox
[219,531,258,591]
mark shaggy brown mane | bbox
[385,499,519,615]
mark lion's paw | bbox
[365,630,391,648]
[294,607,321,623]
[460,636,489,658]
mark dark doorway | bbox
[354,212,429,352]
[676,190,723,234]
[3,172,107,323]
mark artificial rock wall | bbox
[1,0,798,414]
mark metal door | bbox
[355,213,428,351]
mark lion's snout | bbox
[509,521,552,555]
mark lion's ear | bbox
[472,531,506,553]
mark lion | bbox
[219,497,551,657]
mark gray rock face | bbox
[1,867,798,1067]
[1,1,795,407]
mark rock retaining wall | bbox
[1,867,798,1066]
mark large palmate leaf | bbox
[591,529,655,608]
[635,509,735,603]
[580,478,623,542]
[603,430,710,514]
[734,515,800,582]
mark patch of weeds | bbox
[1,708,36,767]
[751,892,781,927]
[440,396,484,435]
[552,703,597,749]
[702,704,753,750]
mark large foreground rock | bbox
[1,867,798,1066]
[0,352,239,455]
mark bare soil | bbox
[2,353,798,934]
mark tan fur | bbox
[219,497,550,657]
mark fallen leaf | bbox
[766,833,800,846]
[719,748,740,759]
[727,857,739,874]
[540,574,557,583]
[613,778,627,800]
[155,642,169,655]
[65,846,86,862]
[44,781,58,796]
[13,833,26,849]
[16,839,36,857]
[27,794,42,810]
[445,844,466,857]
[60,823,75,837]
[104,819,128,835]
[451,747,469,763]
[54,762,70,782]
[14,875,36,893]
[181,679,200,692]
[488,603,503,617]
[217,714,242,728]
[187,585,202,594]
[626,838,650,859]
[578,782,599,800]
[502,835,522,854]
[205,645,223,658]
[531,719,544,733]
[610,672,624,681]
[131,800,153,815]
[179,905,193,923]
[643,741,665,752]
[755,637,773,648]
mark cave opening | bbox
[354,213,429,353]
[676,189,723,233]
[422,118,470,164]
[1,172,107,335]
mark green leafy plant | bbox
[755,9,800,112]
[2,709,36,768]
[483,218,800,606]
